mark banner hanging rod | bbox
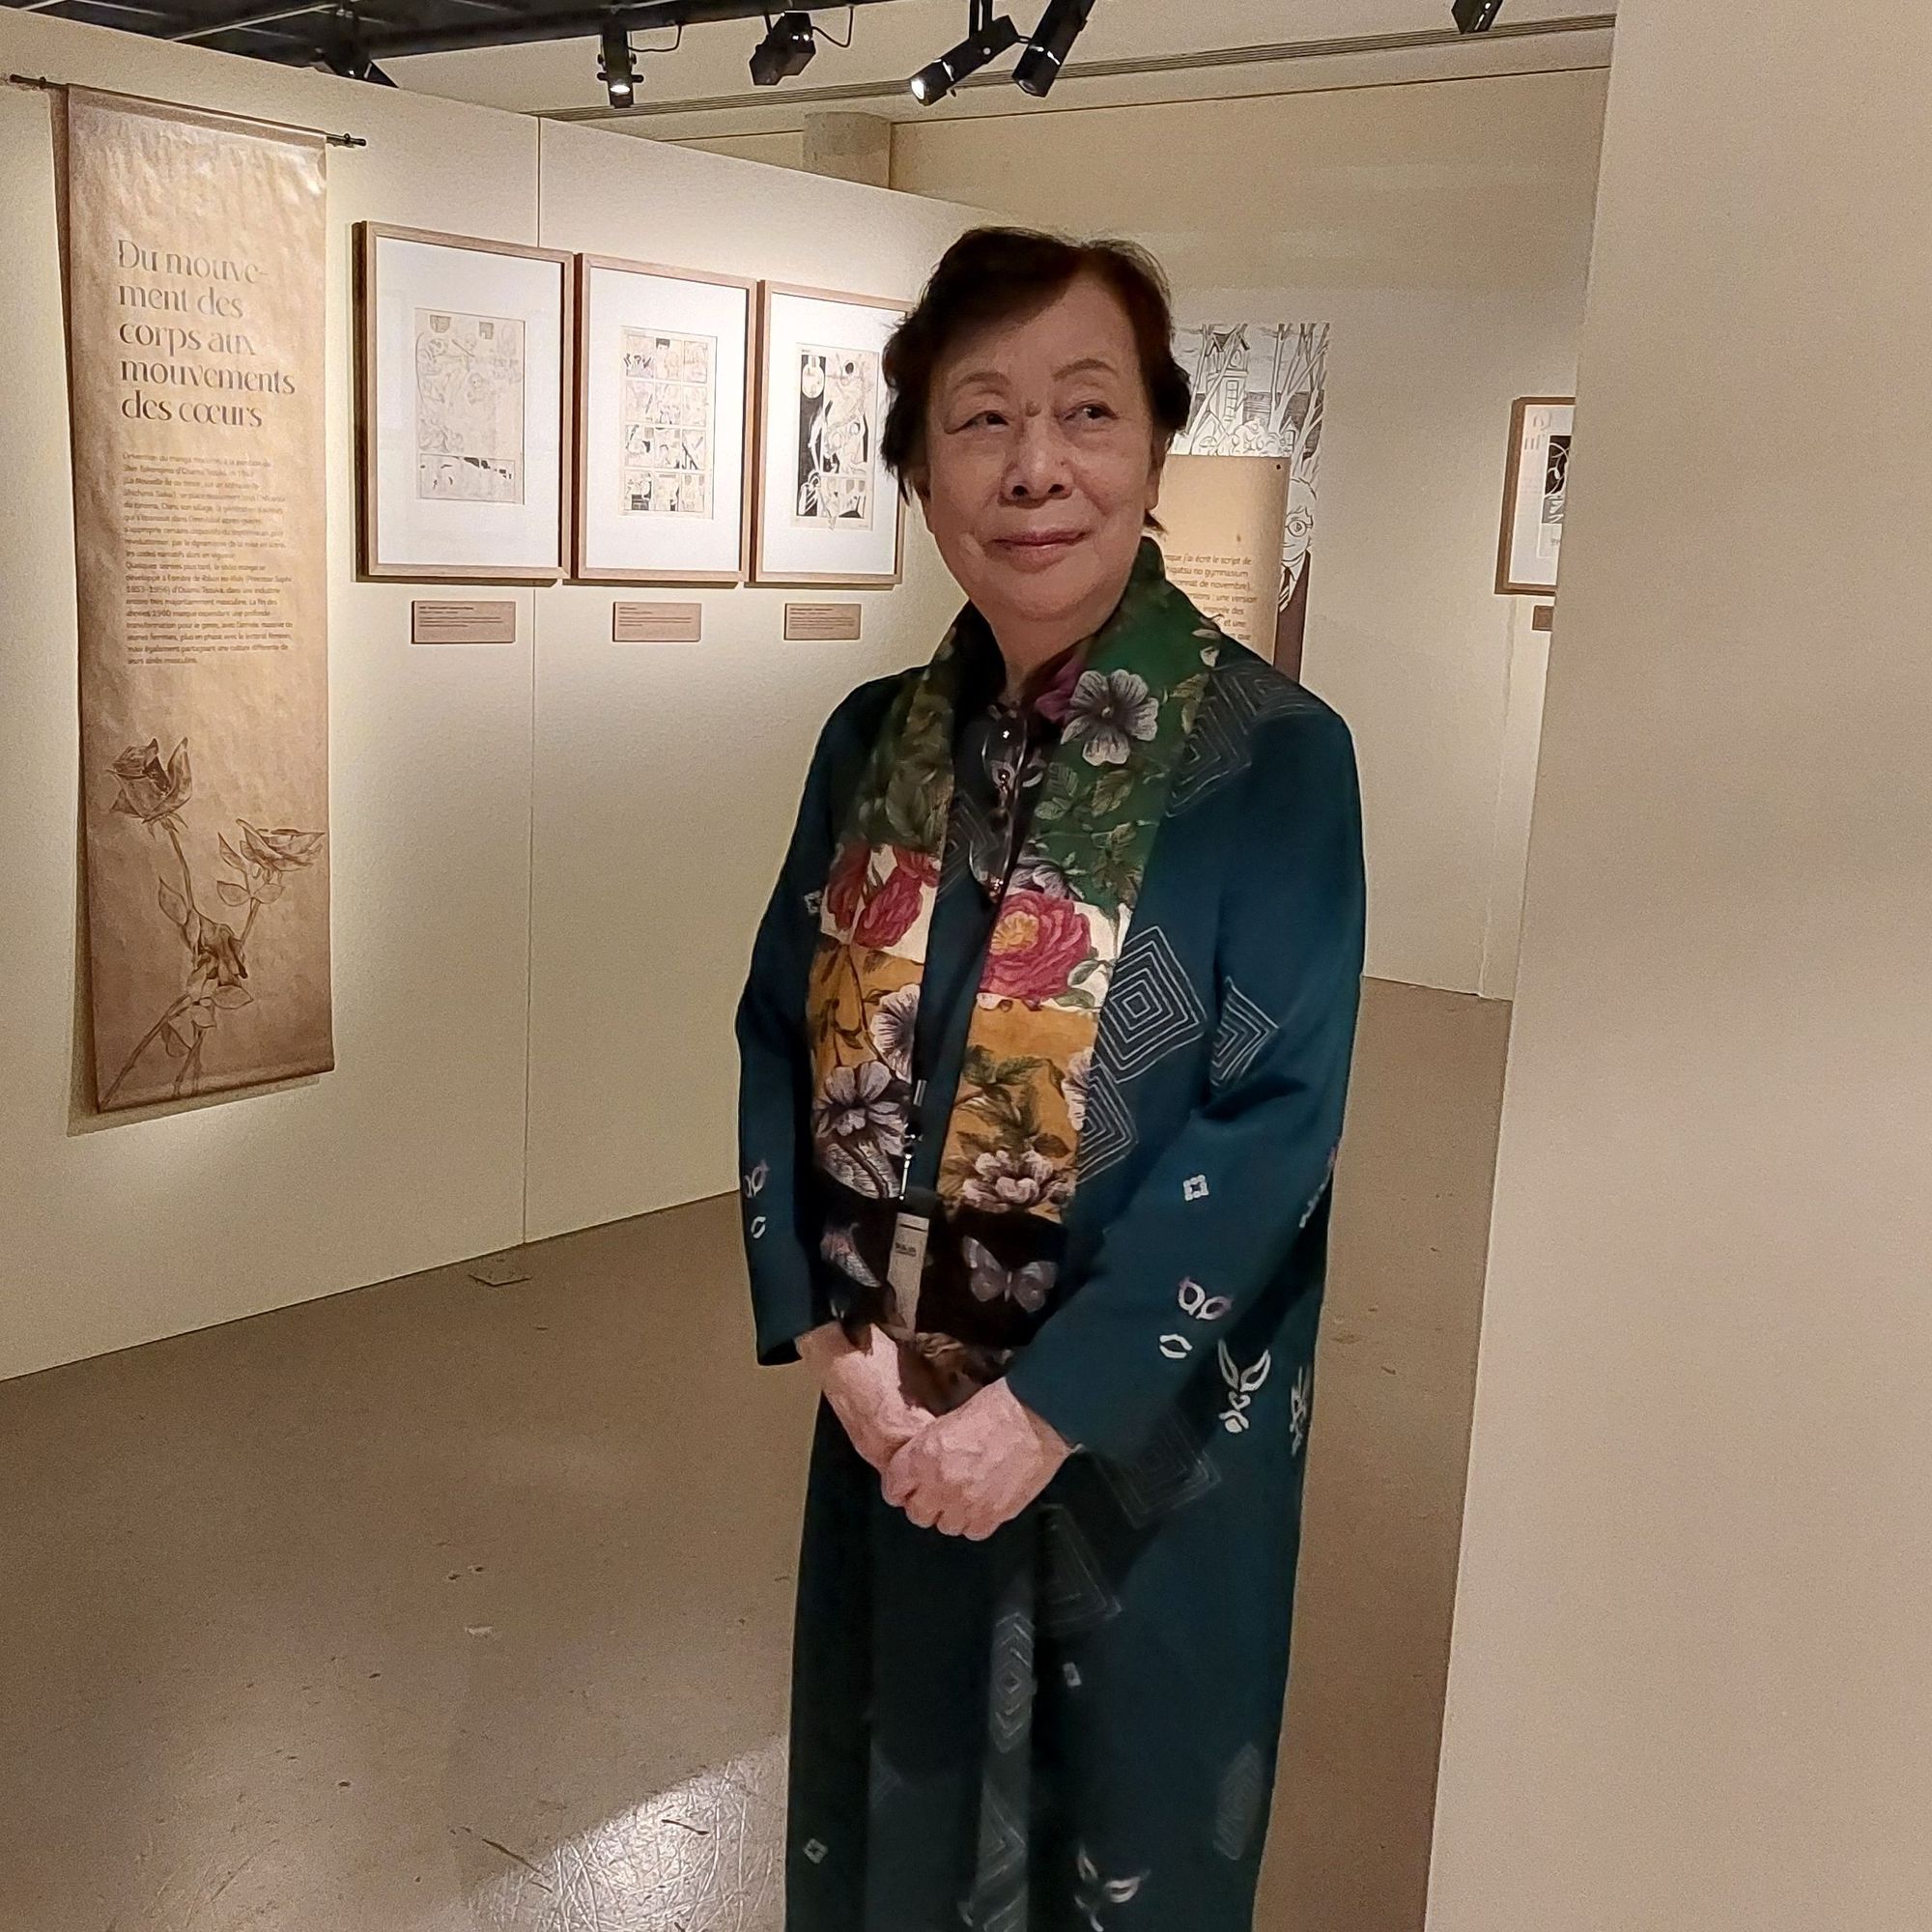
[6,72,367,145]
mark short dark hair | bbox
[881,226,1192,497]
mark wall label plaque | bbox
[612,600,703,643]
[784,602,863,643]
[411,599,518,645]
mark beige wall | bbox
[0,11,974,1380]
[1428,4,1932,1924]
[838,71,1607,993]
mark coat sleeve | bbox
[734,681,895,1366]
[1003,701,1367,1463]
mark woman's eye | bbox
[1071,404,1116,423]
[960,411,1007,430]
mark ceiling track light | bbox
[909,5,1020,105]
[323,41,396,83]
[1014,0,1096,99]
[1452,0,1505,31]
[750,10,817,88]
[598,20,638,106]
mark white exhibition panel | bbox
[0,7,977,1380]
[892,70,1608,997]
[579,262,751,580]
[1430,5,1932,1925]
[370,232,567,571]
[522,122,972,1243]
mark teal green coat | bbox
[737,632,1365,1931]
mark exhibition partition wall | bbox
[844,66,1610,998]
[0,9,976,1381]
[1427,2,1932,1923]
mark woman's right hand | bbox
[798,1320,936,1476]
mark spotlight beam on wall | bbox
[749,10,817,87]
[1014,0,1096,99]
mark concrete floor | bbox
[0,978,1511,1932]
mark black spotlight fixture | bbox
[750,11,817,88]
[1452,0,1504,30]
[1014,0,1095,98]
[910,1,1021,105]
[598,22,639,107]
[322,42,396,83]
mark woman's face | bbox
[918,273,1164,647]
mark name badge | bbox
[887,1212,931,1330]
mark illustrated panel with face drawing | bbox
[753,285,903,586]
[792,343,880,531]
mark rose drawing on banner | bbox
[102,736,325,1106]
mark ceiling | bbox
[384,1,1617,140]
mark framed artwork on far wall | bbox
[355,222,573,582]
[753,282,906,588]
[574,256,754,584]
[1496,396,1575,596]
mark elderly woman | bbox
[736,227,1364,1932]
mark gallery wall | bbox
[689,69,1609,996]
[1426,2,1932,1923]
[0,9,976,1380]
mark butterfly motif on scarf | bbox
[961,1236,1056,1313]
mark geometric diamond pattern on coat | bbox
[1074,1058,1136,1181]
[867,1745,904,1815]
[1169,654,1313,818]
[1038,1503,1122,1636]
[1095,1409,1222,1527]
[968,1778,1029,1902]
[1209,978,1278,1093]
[1097,923,1207,1083]
[1213,1740,1267,1861]
[989,1607,1036,1754]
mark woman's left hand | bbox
[882,1378,1072,1539]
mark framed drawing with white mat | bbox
[752,283,906,589]
[574,257,754,585]
[355,224,573,582]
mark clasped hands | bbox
[798,1320,1071,1539]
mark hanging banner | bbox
[61,89,332,1110]
[1172,320,1328,678]
[1154,455,1293,660]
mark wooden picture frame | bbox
[355,222,574,582]
[571,254,755,586]
[1496,395,1575,597]
[751,281,907,589]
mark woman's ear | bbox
[910,466,934,528]
[1144,440,1169,528]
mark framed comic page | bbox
[574,257,753,584]
[753,283,906,588]
[355,224,573,581]
[1496,396,1575,596]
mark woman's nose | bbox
[1004,416,1072,501]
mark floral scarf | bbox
[807,541,1221,1378]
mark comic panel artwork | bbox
[793,343,879,531]
[1541,433,1570,563]
[414,307,526,504]
[620,325,716,520]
